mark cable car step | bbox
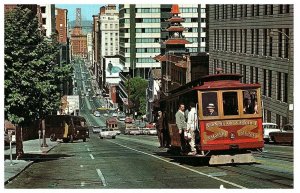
[209,153,256,165]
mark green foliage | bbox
[4,7,72,125]
[125,77,148,114]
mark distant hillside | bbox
[69,20,93,34]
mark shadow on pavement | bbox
[153,151,210,167]
[4,153,73,163]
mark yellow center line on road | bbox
[109,140,247,189]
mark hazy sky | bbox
[56,4,105,21]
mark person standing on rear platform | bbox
[175,103,187,152]
[156,110,164,148]
[187,102,198,155]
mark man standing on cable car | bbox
[187,102,198,155]
[175,103,187,152]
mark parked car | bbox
[263,123,281,143]
[125,124,140,135]
[94,111,101,117]
[148,128,157,135]
[99,128,117,139]
[269,124,293,145]
[118,115,126,121]
[92,126,105,133]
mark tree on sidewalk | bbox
[4,6,72,158]
[125,77,148,115]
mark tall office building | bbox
[119,4,207,79]
[39,4,56,37]
[98,4,120,90]
[208,4,293,126]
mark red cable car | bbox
[160,73,264,165]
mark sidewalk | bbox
[4,138,59,184]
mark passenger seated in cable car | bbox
[204,103,218,116]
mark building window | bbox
[255,67,258,83]
[41,6,46,13]
[222,4,225,19]
[278,28,283,57]
[240,29,243,53]
[263,69,267,96]
[230,29,233,51]
[276,114,281,128]
[233,63,236,73]
[251,5,255,16]
[283,73,288,102]
[234,29,237,52]
[270,5,273,15]
[243,65,246,83]
[277,72,282,101]
[284,28,289,58]
[263,29,267,56]
[268,70,272,97]
[267,110,271,122]
[244,4,247,17]
[286,4,290,13]
[222,29,224,50]
[251,29,254,54]
[256,5,259,16]
[269,32,273,56]
[42,18,46,25]
[234,5,238,18]
[256,29,259,55]
[250,66,254,83]
[225,29,227,51]
[244,29,247,53]
[264,5,268,15]
[240,5,243,17]
[279,5,283,14]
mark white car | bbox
[92,126,103,133]
[94,111,101,117]
[263,123,281,143]
[148,128,157,135]
[99,128,117,139]
[118,116,126,121]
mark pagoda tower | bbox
[153,4,191,96]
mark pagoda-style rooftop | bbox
[166,26,185,32]
[163,38,191,45]
[166,17,185,23]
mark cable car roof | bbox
[192,74,261,91]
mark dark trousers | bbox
[180,130,189,152]
[157,128,164,147]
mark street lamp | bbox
[269,29,292,124]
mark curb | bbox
[4,142,59,185]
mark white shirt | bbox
[187,107,198,132]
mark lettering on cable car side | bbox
[203,120,259,143]
[237,125,258,138]
[206,120,257,129]
[203,127,228,143]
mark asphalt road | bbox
[5,132,293,189]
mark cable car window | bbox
[243,90,259,114]
[202,92,218,116]
[222,92,239,116]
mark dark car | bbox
[269,124,293,145]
